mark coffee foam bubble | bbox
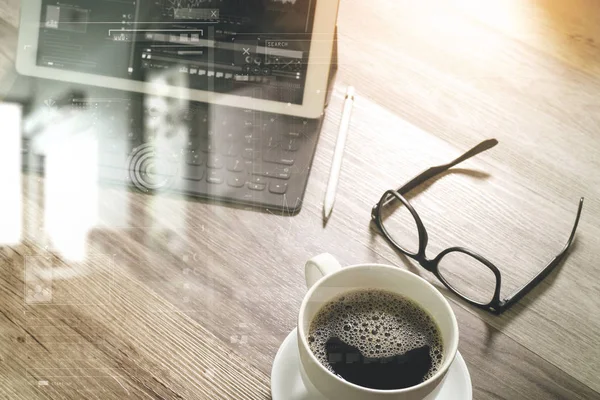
[308,289,444,381]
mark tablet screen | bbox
[35,0,317,105]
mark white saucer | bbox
[271,329,472,400]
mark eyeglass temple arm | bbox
[499,197,584,311]
[375,139,499,210]
[396,139,498,197]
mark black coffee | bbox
[308,289,443,390]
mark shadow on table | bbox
[363,165,576,340]
[480,240,578,343]
[421,240,576,349]
[367,166,491,277]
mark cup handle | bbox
[305,253,342,289]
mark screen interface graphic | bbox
[36,0,316,105]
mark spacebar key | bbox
[263,150,295,165]
[252,164,291,180]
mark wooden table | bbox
[1,0,599,399]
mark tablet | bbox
[16,0,339,118]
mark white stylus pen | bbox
[323,86,355,221]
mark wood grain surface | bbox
[1,0,600,399]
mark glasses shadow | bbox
[368,165,579,350]
[368,167,491,275]
[377,168,491,219]
[480,239,579,346]
[406,168,491,200]
[400,240,575,351]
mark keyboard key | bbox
[186,152,203,166]
[197,114,209,127]
[223,131,236,142]
[200,140,218,153]
[221,143,240,157]
[182,108,196,122]
[207,155,224,169]
[244,134,260,146]
[227,158,244,172]
[250,175,268,185]
[127,131,138,141]
[187,125,200,137]
[243,148,261,160]
[282,138,300,152]
[248,182,266,191]
[287,119,311,136]
[252,164,291,180]
[289,119,311,136]
[227,174,245,188]
[182,166,205,181]
[265,135,280,149]
[269,182,288,194]
[207,170,224,184]
[244,121,256,132]
[185,136,201,149]
[264,150,295,165]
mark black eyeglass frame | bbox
[371,139,584,314]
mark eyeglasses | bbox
[371,139,584,314]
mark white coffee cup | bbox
[297,254,459,400]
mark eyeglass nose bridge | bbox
[418,257,437,273]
